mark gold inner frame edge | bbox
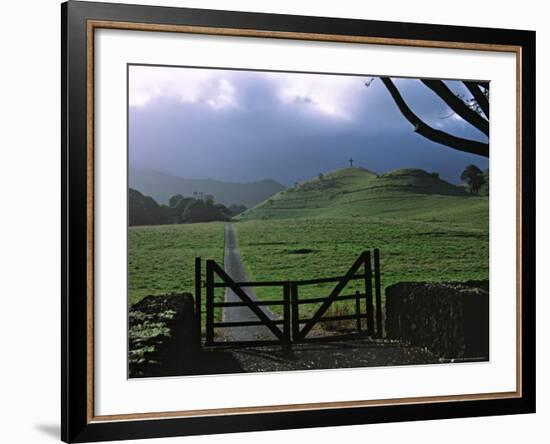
[85,19,523,423]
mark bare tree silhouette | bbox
[375,78,489,158]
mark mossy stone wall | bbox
[385,281,489,360]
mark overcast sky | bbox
[129,65,489,186]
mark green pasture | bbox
[128,167,489,326]
[234,215,488,319]
[128,222,225,311]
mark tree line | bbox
[129,188,246,226]
[461,165,489,195]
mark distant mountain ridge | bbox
[129,169,286,208]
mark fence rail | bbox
[211,273,367,288]
[297,293,359,304]
[196,249,382,348]
[213,300,285,308]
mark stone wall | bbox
[129,293,200,378]
[385,281,489,360]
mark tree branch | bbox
[464,81,490,119]
[421,79,489,136]
[380,77,489,157]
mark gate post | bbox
[374,249,382,338]
[365,251,374,336]
[355,290,362,333]
[290,283,300,342]
[283,282,291,350]
[205,259,215,346]
[195,257,202,342]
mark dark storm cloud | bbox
[129,67,488,185]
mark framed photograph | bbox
[62,1,535,442]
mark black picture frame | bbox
[62,1,536,442]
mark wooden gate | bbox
[195,250,382,347]
[291,249,383,342]
[198,258,291,347]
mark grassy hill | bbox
[238,167,486,227]
[130,169,285,208]
[233,167,488,319]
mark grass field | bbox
[235,216,488,319]
[128,222,225,312]
[235,168,488,319]
[128,167,489,326]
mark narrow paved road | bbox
[222,224,279,342]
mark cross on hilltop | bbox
[349,158,354,168]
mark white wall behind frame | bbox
[0,1,546,444]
